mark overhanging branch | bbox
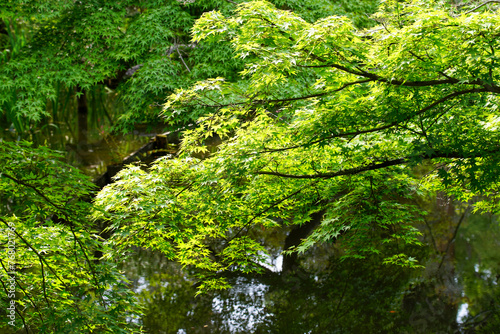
[258,158,407,179]
[256,149,499,179]
[259,87,489,154]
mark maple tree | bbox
[95,0,500,292]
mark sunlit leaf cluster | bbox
[96,0,500,292]
[0,141,140,333]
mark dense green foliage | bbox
[0,141,139,332]
[0,0,377,138]
[95,0,500,292]
[0,0,238,138]
[2,0,500,332]
[0,0,380,331]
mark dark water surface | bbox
[121,208,500,334]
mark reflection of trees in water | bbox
[455,213,500,333]
[258,257,411,334]
[400,193,464,334]
[400,194,500,333]
[121,205,500,334]
[122,248,410,333]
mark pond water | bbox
[0,86,161,178]
[3,110,499,333]
[121,207,500,333]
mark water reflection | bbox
[455,213,500,333]
[120,210,500,334]
[67,132,151,177]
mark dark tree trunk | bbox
[282,210,324,274]
[0,20,7,35]
[76,86,88,147]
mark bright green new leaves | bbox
[96,0,500,291]
[293,170,424,259]
[1,0,380,138]
[93,154,307,291]
[0,141,140,333]
[171,0,500,183]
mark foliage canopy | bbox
[0,0,380,331]
[0,141,140,333]
[2,0,500,331]
[0,0,377,136]
[94,0,500,292]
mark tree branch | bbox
[256,149,498,179]
[256,79,373,103]
[258,158,407,179]
[0,172,107,306]
[259,87,489,154]
[189,79,369,109]
[299,62,485,88]
[176,45,191,73]
[461,1,500,16]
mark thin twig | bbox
[1,173,107,306]
[437,206,470,271]
[229,180,321,241]
[0,218,93,331]
[0,258,44,323]
[0,276,30,333]
[462,1,500,15]
[176,46,191,73]
[257,87,488,154]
